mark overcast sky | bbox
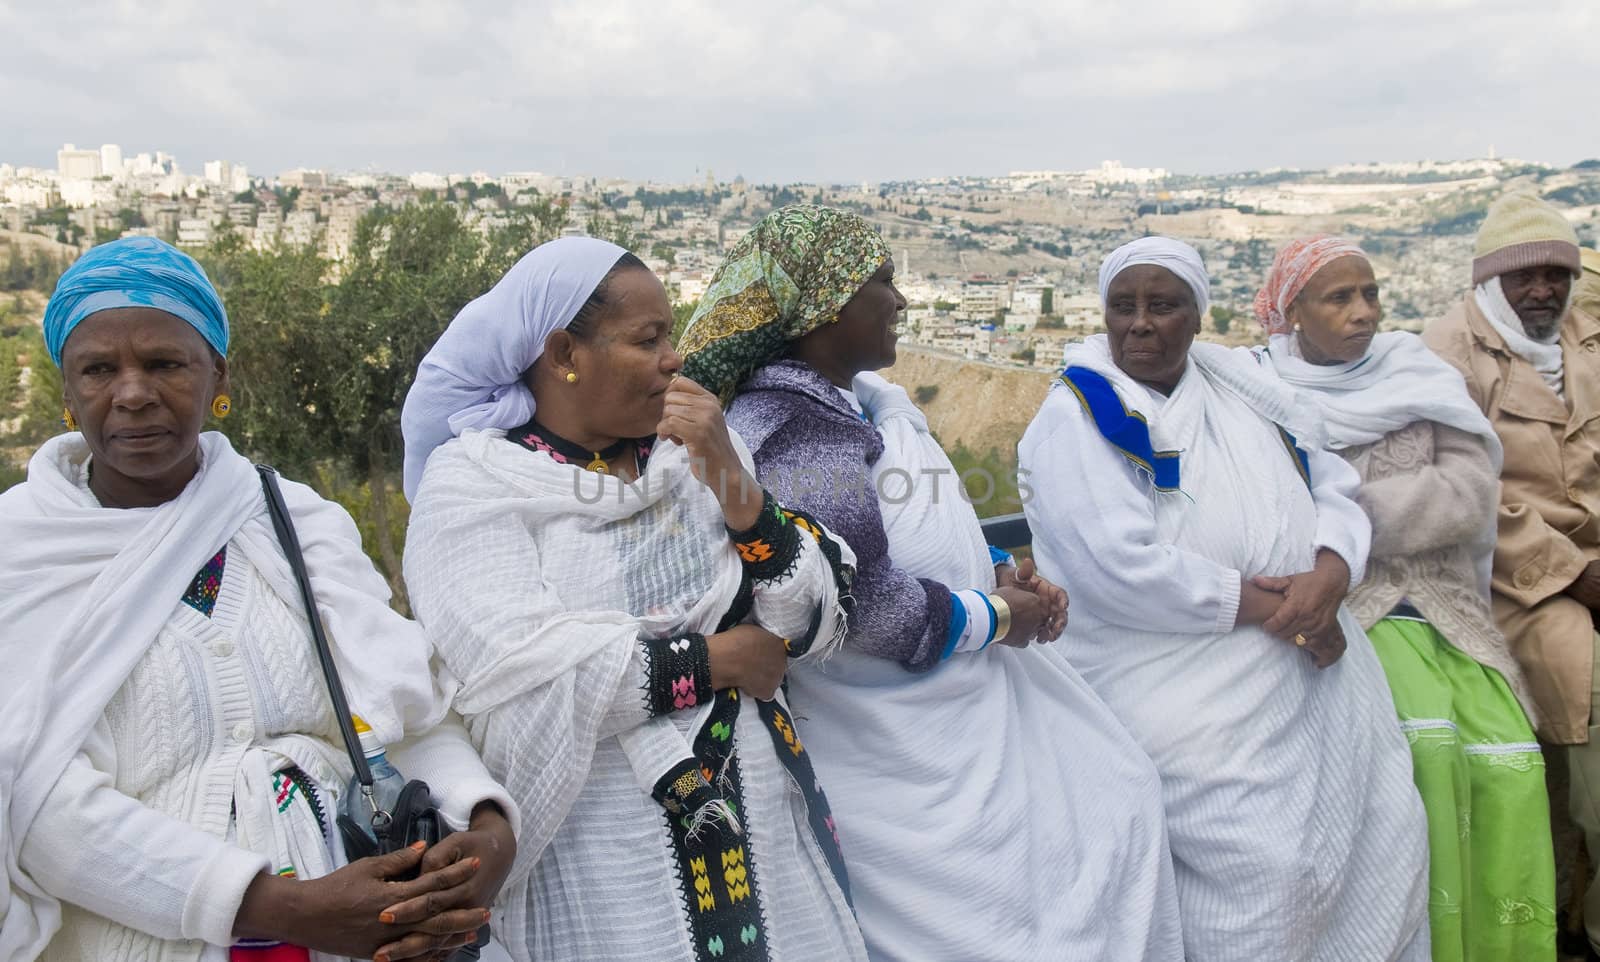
[3,0,1595,183]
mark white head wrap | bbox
[1097,236,1211,319]
[401,236,626,500]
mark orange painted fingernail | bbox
[482,909,493,923]
[379,911,396,924]
[410,840,426,852]
[375,954,390,962]
[471,857,482,870]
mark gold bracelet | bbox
[986,593,1012,646]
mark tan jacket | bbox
[1423,296,1600,743]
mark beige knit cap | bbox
[1472,190,1581,285]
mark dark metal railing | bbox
[979,512,1032,551]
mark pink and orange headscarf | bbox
[1253,236,1369,336]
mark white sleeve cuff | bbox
[952,589,997,654]
[387,717,522,839]
[182,843,270,946]
[1215,570,1243,634]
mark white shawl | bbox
[777,373,1186,962]
[403,430,850,894]
[1258,330,1503,598]
[852,373,992,591]
[1475,276,1567,400]
[0,433,447,962]
[1068,333,1328,449]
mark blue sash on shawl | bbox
[1059,366,1312,493]
[1059,366,1182,492]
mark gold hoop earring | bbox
[565,372,578,384]
[62,408,77,432]
[211,394,232,419]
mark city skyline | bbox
[3,0,1596,184]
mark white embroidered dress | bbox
[1019,338,1430,962]
[777,374,1183,962]
[403,429,866,962]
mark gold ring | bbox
[1294,633,1308,647]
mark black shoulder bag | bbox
[256,464,448,863]
[257,466,487,958]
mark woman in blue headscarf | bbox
[0,237,518,962]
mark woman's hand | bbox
[991,586,1047,648]
[1006,558,1068,641]
[707,624,789,699]
[1251,548,1353,669]
[233,842,486,960]
[375,803,516,962]
[656,376,763,531]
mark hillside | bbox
[879,346,1054,456]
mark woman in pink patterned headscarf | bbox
[1252,235,1368,338]
[1253,236,1554,962]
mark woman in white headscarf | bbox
[400,237,867,962]
[1019,236,1430,961]
[1253,236,1553,961]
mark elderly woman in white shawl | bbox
[399,238,866,962]
[0,238,517,962]
[1019,236,1430,961]
[1252,236,1553,960]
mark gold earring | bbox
[565,372,578,384]
[62,408,77,432]
[211,394,232,419]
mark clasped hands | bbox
[234,802,515,962]
[1240,549,1351,669]
[993,558,1069,647]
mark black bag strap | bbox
[256,465,376,798]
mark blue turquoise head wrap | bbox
[42,237,229,367]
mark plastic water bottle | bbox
[340,714,406,845]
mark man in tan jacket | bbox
[1423,190,1600,951]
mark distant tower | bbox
[99,144,123,177]
[1488,144,1497,161]
[900,248,910,278]
[705,169,716,196]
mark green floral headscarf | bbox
[679,204,892,403]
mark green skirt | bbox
[1369,615,1556,962]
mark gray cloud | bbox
[3,0,1595,181]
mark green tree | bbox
[210,200,568,606]
[1209,304,1235,335]
[943,442,1026,520]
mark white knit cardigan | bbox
[7,436,515,962]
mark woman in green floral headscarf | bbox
[680,204,894,403]
[680,205,1182,962]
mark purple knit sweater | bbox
[727,360,952,671]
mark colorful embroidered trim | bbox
[660,689,773,962]
[1059,366,1182,491]
[777,503,856,621]
[757,698,852,906]
[508,418,654,474]
[728,490,802,584]
[281,765,328,836]
[644,633,716,717]
[181,546,227,617]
